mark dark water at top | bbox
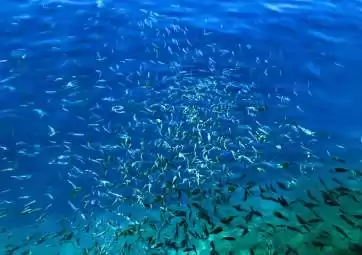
[0,0,362,228]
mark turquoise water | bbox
[1,0,362,254]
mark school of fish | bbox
[0,2,361,255]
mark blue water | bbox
[1,0,362,252]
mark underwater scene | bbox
[1,0,362,254]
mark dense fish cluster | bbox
[0,1,362,255]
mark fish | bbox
[0,8,361,255]
[306,190,320,203]
[210,226,223,235]
[286,225,304,234]
[339,213,355,227]
[220,215,237,225]
[273,211,289,221]
[221,236,236,241]
[276,181,289,191]
[333,167,349,173]
[333,225,350,239]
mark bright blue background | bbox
[0,0,362,232]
